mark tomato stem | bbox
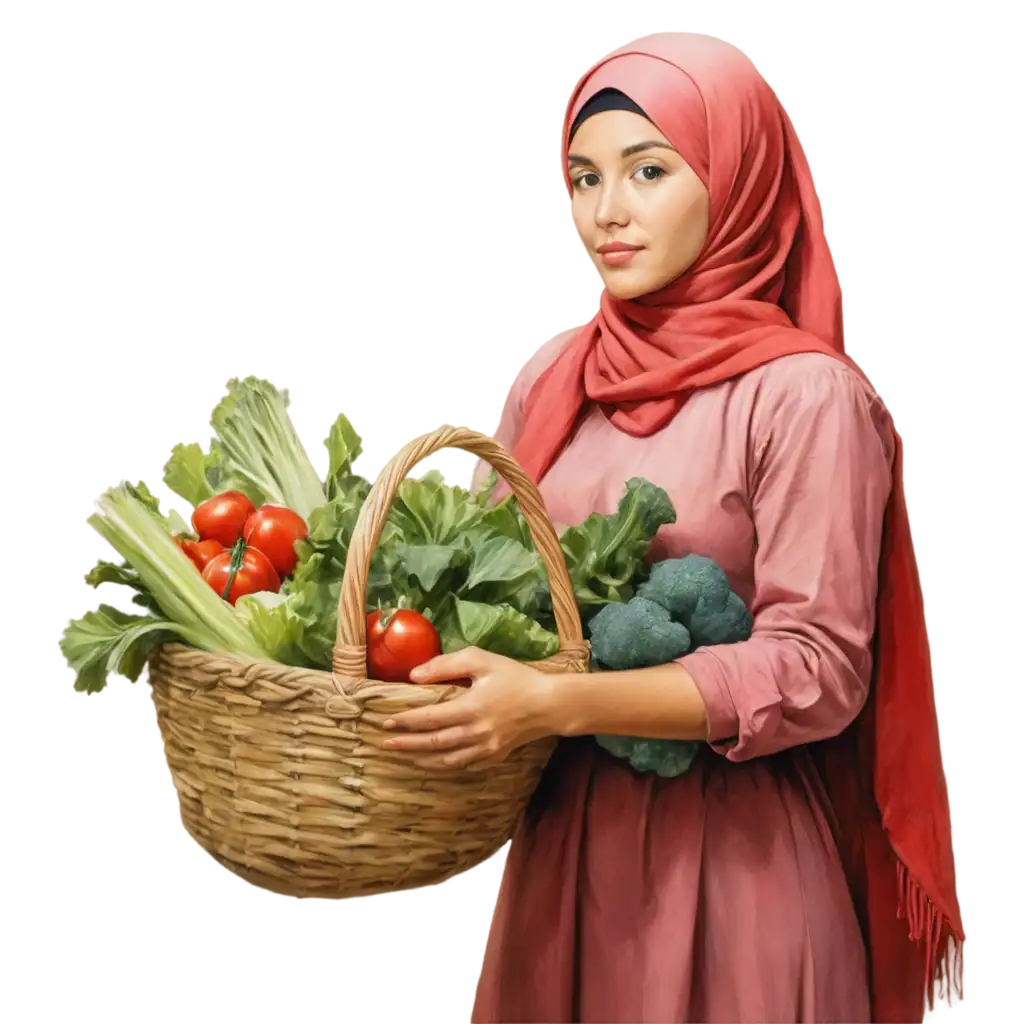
[221,538,246,601]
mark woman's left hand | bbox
[380,646,558,771]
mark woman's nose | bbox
[594,180,630,230]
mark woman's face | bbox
[568,110,709,300]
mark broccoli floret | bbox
[595,734,702,777]
[588,596,692,670]
[637,554,732,621]
[586,553,751,782]
[688,590,754,647]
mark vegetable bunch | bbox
[62,378,679,694]
[588,554,753,777]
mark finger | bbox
[413,743,494,771]
[382,725,477,752]
[382,697,476,733]
[408,646,491,684]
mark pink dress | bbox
[470,329,897,1024]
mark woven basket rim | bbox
[150,638,589,720]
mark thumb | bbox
[408,645,488,684]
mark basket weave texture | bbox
[148,426,590,898]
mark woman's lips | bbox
[598,242,643,266]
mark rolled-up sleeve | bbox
[680,361,896,761]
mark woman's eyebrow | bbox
[567,141,677,166]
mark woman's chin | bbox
[602,271,658,300]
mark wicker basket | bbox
[148,425,590,898]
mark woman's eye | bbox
[574,172,600,190]
[633,164,665,183]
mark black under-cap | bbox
[568,87,649,142]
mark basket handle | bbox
[333,425,583,656]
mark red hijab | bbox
[511,33,963,1022]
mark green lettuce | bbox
[60,605,184,694]
[67,384,679,691]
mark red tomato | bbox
[202,542,281,605]
[366,609,442,683]
[192,491,256,547]
[243,504,308,576]
[180,538,226,572]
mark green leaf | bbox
[60,604,182,694]
[505,576,553,622]
[304,497,363,559]
[253,559,339,668]
[294,586,341,666]
[365,550,400,612]
[452,597,559,660]
[388,471,487,546]
[624,477,677,538]
[557,477,676,612]
[433,599,468,654]
[277,507,387,667]
[397,542,466,592]
[465,535,543,591]
[471,467,500,505]
[162,442,218,508]
[289,548,328,593]
[127,480,178,526]
[85,560,142,589]
[324,413,367,501]
[477,500,534,547]
[209,377,327,520]
[285,483,375,638]
[235,592,314,666]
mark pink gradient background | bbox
[2,9,1024,1024]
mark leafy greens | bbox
[64,380,679,692]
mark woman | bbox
[381,32,964,1023]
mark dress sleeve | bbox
[679,360,896,761]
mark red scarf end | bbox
[896,859,965,1008]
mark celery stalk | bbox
[88,483,269,659]
[209,378,326,521]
